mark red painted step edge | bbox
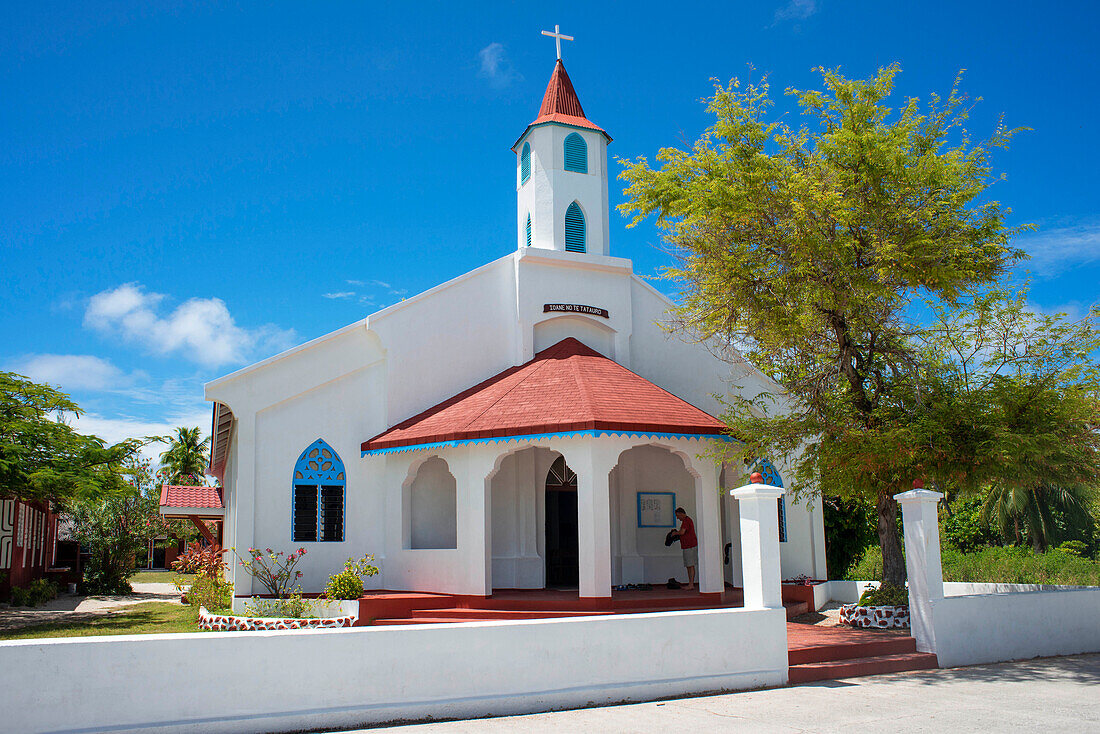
[788,652,938,684]
[788,636,917,665]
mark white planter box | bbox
[231,596,360,619]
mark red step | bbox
[789,635,917,665]
[412,608,613,621]
[356,592,457,623]
[788,652,938,684]
[372,616,504,626]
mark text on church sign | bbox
[543,303,609,319]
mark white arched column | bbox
[694,460,725,594]
[569,442,617,598]
[458,448,498,597]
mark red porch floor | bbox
[355,586,814,626]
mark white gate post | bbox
[731,472,785,609]
[894,481,944,654]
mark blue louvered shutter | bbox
[520,143,531,184]
[563,133,587,173]
[564,202,585,253]
[525,214,532,247]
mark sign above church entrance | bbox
[543,303,609,319]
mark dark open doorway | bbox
[544,456,578,588]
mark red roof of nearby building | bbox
[513,60,610,149]
[159,484,223,509]
[362,338,727,452]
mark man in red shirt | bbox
[672,506,698,590]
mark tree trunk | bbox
[876,489,907,587]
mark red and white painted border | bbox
[838,603,910,629]
[198,606,357,631]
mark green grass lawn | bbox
[846,545,1100,586]
[130,571,194,585]
[0,603,203,640]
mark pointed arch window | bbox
[563,133,587,173]
[564,202,586,253]
[525,213,532,247]
[292,439,345,542]
[520,142,531,184]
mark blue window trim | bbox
[637,491,677,528]
[525,213,532,247]
[565,202,585,253]
[292,438,346,543]
[520,142,531,184]
[563,132,587,174]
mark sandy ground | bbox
[0,582,185,631]
[790,600,845,626]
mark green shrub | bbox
[858,583,909,607]
[823,495,877,579]
[941,496,1001,553]
[11,578,58,607]
[186,575,232,614]
[1056,540,1088,558]
[323,555,379,601]
[847,544,1100,586]
[324,571,364,600]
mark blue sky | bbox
[3,1,1098,453]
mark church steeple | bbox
[513,53,611,257]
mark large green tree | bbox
[155,426,210,485]
[918,293,1100,552]
[0,372,137,503]
[620,66,1025,585]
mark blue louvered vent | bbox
[563,133,587,173]
[525,213,532,247]
[520,142,531,184]
[564,202,585,253]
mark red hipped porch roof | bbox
[362,338,728,452]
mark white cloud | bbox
[84,283,296,368]
[1017,223,1100,276]
[7,354,129,391]
[774,0,817,22]
[322,291,355,300]
[478,42,522,88]
[345,279,366,287]
[70,408,213,466]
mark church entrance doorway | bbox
[544,456,578,588]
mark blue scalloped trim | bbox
[362,430,736,457]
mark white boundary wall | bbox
[929,588,1100,668]
[896,488,1100,668]
[0,607,788,734]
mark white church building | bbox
[200,57,828,600]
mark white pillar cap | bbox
[730,483,785,500]
[893,488,944,503]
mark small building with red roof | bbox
[200,50,825,602]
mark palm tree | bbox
[157,427,210,485]
[981,482,1093,552]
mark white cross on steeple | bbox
[541,24,573,61]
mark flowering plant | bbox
[172,542,228,581]
[235,547,307,598]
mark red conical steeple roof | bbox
[512,60,610,150]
